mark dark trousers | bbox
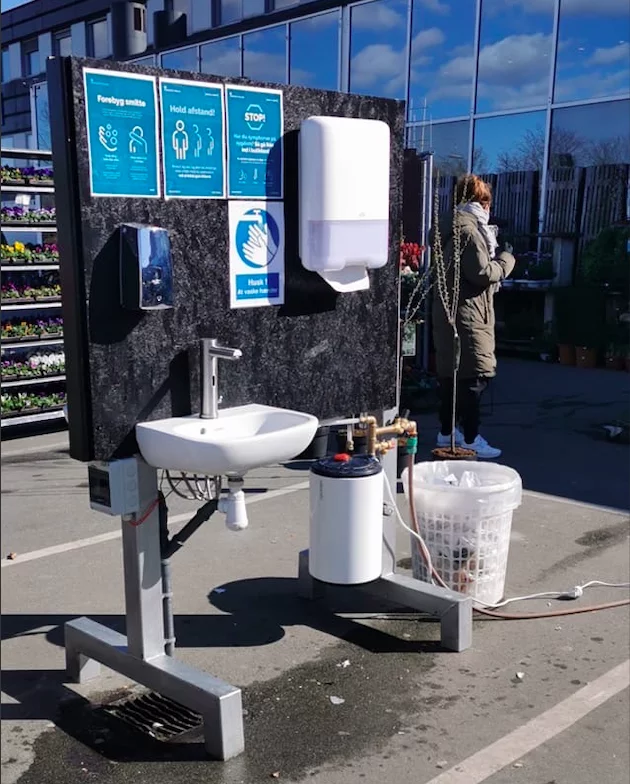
[438,376,489,444]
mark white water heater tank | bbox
[309,453,384,585]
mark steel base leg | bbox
[64,617,244,760]
[298,549,473,652]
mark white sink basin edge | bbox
[136,403,319,476]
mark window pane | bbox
[244,0,265,17]
[408,119,469,175]
[220,0,241,24]
[477,0,553,113]
[409,0,475,122]
[243,27,286,84]
[56,34,72,57]
[555,2,630,103]
[290,12,339,90]
[550,100,630,167]
[2,48,10,82]
[350,0,408,99]
[220,0,264,25]
[162,46,199,72]
[89,20,110,58]
[33,82,51,151]
[201,37,241,77]
[474,111,546,173]
[130,55,156,66]
[23,43,40,77]
[190,0,212,33]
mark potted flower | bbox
[0,165,27,185]
[30,166,54,185]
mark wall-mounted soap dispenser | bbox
[299,116,390,292]
[120,223,174,310]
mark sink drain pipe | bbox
[158,492,219,655]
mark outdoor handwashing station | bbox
[48,55,521,760]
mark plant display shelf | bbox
[1,264,60,271]
[1,335,64,347]
[0,407,65,428]
[2,373,66,388]
[2,184,55,194]
[1,148,52,161]
[1,225,57,234]
[2,301,62,311]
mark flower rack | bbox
[1,242,60,265]
[1,206,56,225]
[1,165,54,186]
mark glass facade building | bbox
[3,0,629,223]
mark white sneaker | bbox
[436,428,464,447]
[463,434,501,459]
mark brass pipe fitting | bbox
[360,415,418,456]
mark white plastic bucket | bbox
[400,461,522,605]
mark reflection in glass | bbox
[201,37,241,78]
[408,120,469,175]
[350,0,408,99]
[33,82,51,151]
[243,27,287,84]
[55,33,72,58]
[162,46,199,72]
[220,0,264,25]
[290,12,339,90]
[477,0,553,113]
[130,55,156,66]
[550,100,630,167]
[190,0,212,34]
[88,19,109,58]
[409,0,475,122]
[555,2,630,103]
[2,47,10,82]
[474,111,546,173]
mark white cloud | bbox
[554,67,630,100]
[588,42,630,66]
[477,33,552,87]
[351,2,406,30]
[415,0,451,15]
[350,43,405,93]
[483,0,626,16]
[411,26,446,50]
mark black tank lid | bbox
[310,453,383,478]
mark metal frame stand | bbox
[64,458,244,760]
[297,430,473,653]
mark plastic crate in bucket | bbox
[400,461,522,605]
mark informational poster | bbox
[228,200,285,308]
[83,68,160,198]
[159,78,225,199]
[225,86,283,200]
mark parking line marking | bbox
[522,489,629,517]
[1,481,309,568]
[424,659,630,784]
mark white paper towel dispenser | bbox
[298,116,390,292]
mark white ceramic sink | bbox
[136,403,319,476]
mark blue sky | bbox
[0,0,28,11]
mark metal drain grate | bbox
[102,691,203,742]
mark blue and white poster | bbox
[83,68,160,198]
[225,86,283,200]
[159,78,225,199]
[228,200,285,309]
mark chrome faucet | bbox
[199,338,242,419]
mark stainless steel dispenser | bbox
[120,223,174,310]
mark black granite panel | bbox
[57,58,404,461]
